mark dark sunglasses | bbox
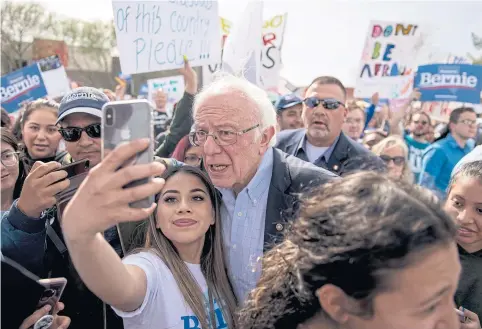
[413,120,428,126]
[303,97,344,110]
[59,123,101,142]
[380,155,405,166]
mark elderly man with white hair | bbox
[189,74,337,303]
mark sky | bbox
[11,0,482,87]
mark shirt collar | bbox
[219,147,274,204]
[297,133,340,162]
[446,133,475,152]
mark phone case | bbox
[36,278,67,315]
[102,99,154,209]
[102,100,154,256]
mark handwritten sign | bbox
[355,21,421,100]
[203,13,287,90]
[112,1,221,74]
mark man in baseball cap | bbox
[274,93,303,131]
[57,87,110,167]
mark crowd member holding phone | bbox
[19,303,71,329]
[171,135,203,167]
[1,128,25,215]
[2,88,125,329]
[240,172,463,329]
[61,140,236,329]
[19,99,69,173]
[444,161,482,324]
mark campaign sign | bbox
[1,64,48,113]
[415,64,482,104]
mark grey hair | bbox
[193,72,278,146]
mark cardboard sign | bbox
[1,55,71,113]
[415,64,482,104]
[112,1,221,74]
[203,13,287,90]
[147,75,185,113]
[355,21,422,100]
[0,63,48,113]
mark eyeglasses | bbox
[59,123,101,142]
[1,151,20,167]
[303,97,345,110]
[184,155,202,166]
[413,120,428,126]
[189,124,260,147]
[380,155,405,166]
[458,119,477,126]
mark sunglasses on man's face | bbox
[380,155,405,166]
[303,97,344,110]
[59,123,101,142]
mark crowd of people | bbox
[1,57,481,329]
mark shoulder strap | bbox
[45,219,67,254]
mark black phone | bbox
[54,159,90,179]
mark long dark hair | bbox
[1,128,26,199]
[239,172,457,329]
[142,165,237,329]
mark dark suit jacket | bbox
[263,148,337,251]
[275,129,385,176]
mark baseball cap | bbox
[57,87,110,124]
[275,94,303,112]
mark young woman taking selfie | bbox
[61,139,236,329]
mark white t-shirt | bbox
[305,141,328,163]
[112,251,229,329]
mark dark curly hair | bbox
[239,172,457,329]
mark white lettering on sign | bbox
[0,75,41,102]
[419,71,477,89]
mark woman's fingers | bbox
[54,316,71,329]
[99,139,150,173]
[118,177,165,205]
[44,178,71,196]
[115,203,158,223]
[111,162,165,189]
[30,161,61,179]
[40,170,69,187]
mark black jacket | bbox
[455,245,482,318]
[262,148,338,250]
[275,129,385,176]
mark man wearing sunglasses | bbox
[275,76,383,175]
[56,87,106,167]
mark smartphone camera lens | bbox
[105,107,114,126]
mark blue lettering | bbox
[116,6,130,32]
[383,44,395,61]
[181,316,200,329]
[360,64,372,78]
[134,38,146,70]
[383,25,393,37]
[167,41,176,64]
[154,42,165,65]
[170,11,177,32]
[215,308,227,329]
[390,63,399,76]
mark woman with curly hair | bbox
[239,172,462,329]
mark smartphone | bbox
[53,159,90,179]
[36,278,67,314]
[455,308,466,323]
[101,99,154,209]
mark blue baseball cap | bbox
[275,94,303,112]
[57,87,110,124]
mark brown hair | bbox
[141,166,237,328]
[239,172,456,329]
[20,99,59,128]
[307,76,346,99]
[1,127,26,198]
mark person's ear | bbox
[316,284,364,325]
[260,126,275,148]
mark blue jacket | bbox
[1,200,47,276]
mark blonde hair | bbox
[372,135,413,184]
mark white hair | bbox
[193,72,278,146]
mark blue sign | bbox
[415,64,482,104]
[1,64,48,113]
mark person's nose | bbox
[434,301,459,329]
[176,197,192,214]
[203,134,221,156]
[77,131,94,146]
[36,128,47,141]
[456,208,472,225]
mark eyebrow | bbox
[162,188,207,196]
[418,286,450,307]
